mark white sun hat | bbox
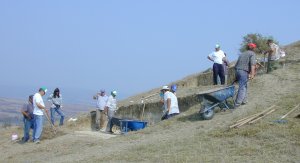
[161,86,170,90]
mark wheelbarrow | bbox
[198,85,235,120]
[110,117,147,134]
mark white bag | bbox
[280,49,286,57]
[11,133,18,141]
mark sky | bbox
[0,0,299,104]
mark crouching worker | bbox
[20,95,34,143]
[161,86,180,120]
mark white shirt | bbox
[208,50,225,64]
[48,94,63,109]
[106,95,117,111]
[96,95,108,110]
[270,43,280,60]
[163,91,180,115]
[33,93,45,116]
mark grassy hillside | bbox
[0,41,299,163]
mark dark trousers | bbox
[213,63,225,85]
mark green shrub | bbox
[240,33,278,54]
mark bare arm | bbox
[36,103,46,110]
[249,65,256,79]
[21,111,31,119]
[207,56,214,62]
[167,98,171,112]
[93,95,97,100]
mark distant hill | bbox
[0,97,92,125]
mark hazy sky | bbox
[0,0,299,104]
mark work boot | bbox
[234,103,241,109]
[241,101,248,105]
[34,139,40,144]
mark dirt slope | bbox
[0,41,299,163]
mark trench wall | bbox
[116,66,237,124]
[117,94,202,124]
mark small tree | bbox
[240,33,278,55]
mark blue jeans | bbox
[50,107,65,126]
[23,117,34,142]
[235,69,248,105]
[33,115,44,141]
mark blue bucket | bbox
[127,121,147,131]
[120,120,147,132]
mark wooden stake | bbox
[235,105,276,124]
[141,103,146,121]
[230,105,276,129]
[236,112,261,123]
[280,104,300,119]
[249,109,276,124]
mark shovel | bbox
[43,109,57,134]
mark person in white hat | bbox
[104,90,118,133]
[207,44,228,85]
[160,86,180,120]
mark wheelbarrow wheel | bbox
[200,106,215,120]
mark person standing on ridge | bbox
[33,87,47,144]
[234,43,257,108]
[104,90,118,133]
[48,88,65,126]
[20,95,34,143]
[207,44,228,85]
[93,89,108,131]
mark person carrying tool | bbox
[234,43,257,108]
[20,95,34,143]
[48,88,65,126]
[207,44,229,85]
[104,90,118,133]
[93,89,108,132]
[33,87,47,144]
[161,86,180,120]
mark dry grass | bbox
[94,92,300,163]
